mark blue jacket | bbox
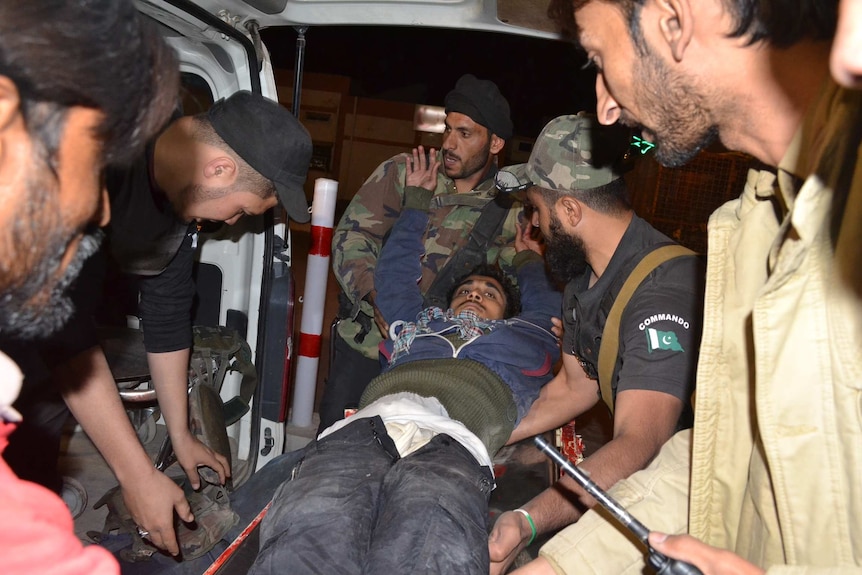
[374,207,561,422]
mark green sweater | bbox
[359,358,517,457]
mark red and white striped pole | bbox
[290,178,338,427]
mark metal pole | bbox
[292,26,308,117]
[533,436,703,575]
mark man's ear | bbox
[490,134,505,155]
[204,157,236,182]
[97,186,112,227]
[653,0,693,63]
[0,76,26,187]
[557,195,583,228]
[0,76,22,136]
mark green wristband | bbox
[514,508,537,546]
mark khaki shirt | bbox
[540,79,862,573]
[689,79,862,568]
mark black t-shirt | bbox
[104,144,190,278]
[101,143,196,354]
[562,215,703,417]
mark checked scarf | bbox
[390,306,494,363]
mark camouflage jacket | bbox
[332,151,523,358]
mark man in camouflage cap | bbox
[488,114,704,574]
[321,74,522,432]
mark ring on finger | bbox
[136,526,150,539]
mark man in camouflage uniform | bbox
[320,74,523,431]
[488,114,704,574]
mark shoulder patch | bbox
[645,328,684,353]
[637,313,690,331]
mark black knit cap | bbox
[444,74,514,140]
[208,91,312,223]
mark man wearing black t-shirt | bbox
[4,91,312,556]
[488,114,704,574]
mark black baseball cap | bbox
[208,91,312,223]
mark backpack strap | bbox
[422,193,514,309]
[597,244,696,414]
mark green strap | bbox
[597,244,696,414]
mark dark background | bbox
[260,25,597,138]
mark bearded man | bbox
[488,113,704,574]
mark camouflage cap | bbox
[525,113,631,193]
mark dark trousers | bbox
[316,333,381,433]
[251,417,494,575]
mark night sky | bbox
[260,25,598,139]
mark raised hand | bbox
[515,220,544,256]
[405,145,440,190]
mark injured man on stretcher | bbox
[248,182,561,575]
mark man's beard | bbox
[0,150,104,340]
[173,182,232,224]
[0,228,103,340]
[545,215,589,284]
[442,138,492,181]
[630,46,719,168]
[172,182,205,222]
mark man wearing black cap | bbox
[321,74,522,432]
[4,90,312,557]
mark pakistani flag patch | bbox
[645,328,684,353]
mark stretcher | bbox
[108,420,588,573]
